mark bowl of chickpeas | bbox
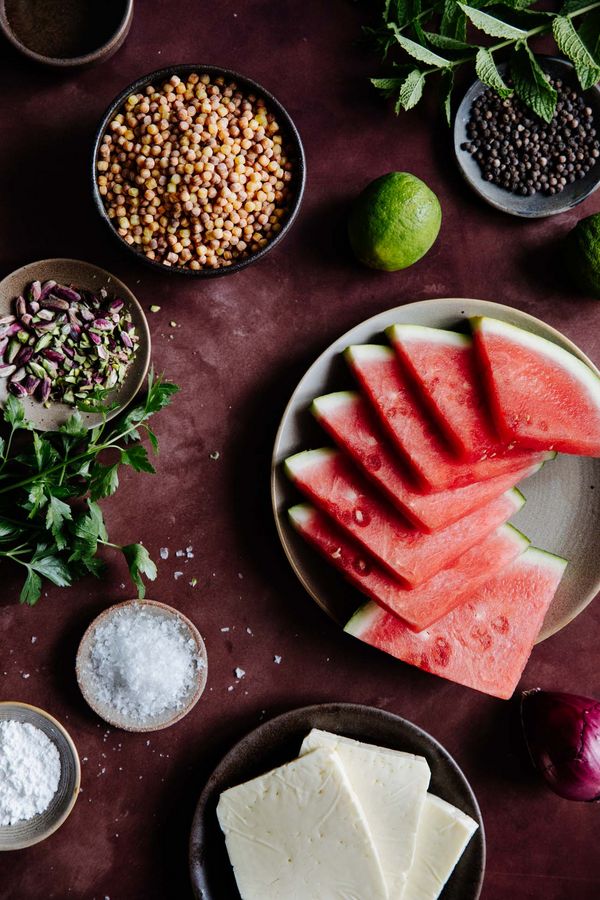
[92,65,306,275]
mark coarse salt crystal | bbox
[174,571,183,580]
[274,655,282,664]
[0,721,61,825]
[234,667,245,679]
[82,604,204,723]
[160,548,169,560]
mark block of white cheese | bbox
[300,729,431,898]
[404,793,478,900]
[216,747,389,900]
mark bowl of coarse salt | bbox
[0,702,81,850]
[76,599,208,732]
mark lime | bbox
[348,172,441,272]
[565,213,600,296]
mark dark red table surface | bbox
[1,2,599,898]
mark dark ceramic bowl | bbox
[0,0,133,68]
[454,56,600,218]
[91,64,306,278]
[189,703,485,900]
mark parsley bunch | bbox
[0,371,178,605]
[366,0,600,122]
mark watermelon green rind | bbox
[386,323,472,349]
[311,391,358,418]
[344,344,395,363]
[345,601,380,638]
[517,545,568,576]
[284,448,336,479]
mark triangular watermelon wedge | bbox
[311,391,546,532]
[345,547,567,699]
[472,316,600,456]
[289,503,531,631]
[345,344,544,490]
[284,448,525,586]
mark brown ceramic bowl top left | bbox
[0,259,151,431]
[0,0,133,68]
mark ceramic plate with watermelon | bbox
[272,298,600,695]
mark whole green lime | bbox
[565,213,600,296]
[348,172,441,272]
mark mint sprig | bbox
[366,0,600,120]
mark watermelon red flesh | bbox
[346,345,542,491]
[472,316,600,457]
[289,503,530,631]
[311,391,543,533]
[345,547,567,699]
[284,448,525,586]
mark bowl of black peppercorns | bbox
[454,56,600,218]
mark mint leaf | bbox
[553,16,600,89]
[459,4,527,39]
[510,43,558,123]
[398,69,428,111]
[441,0,467,41]
[20,569,42,606]
[560,0,596,12]
[441,68,455,125]
[371,76,409,95]
[578,10,600,61]
[424,31,473,50]
[390,26,452,66]
[475,48,514,99]
[121,445,155,474]
[90,462,120,501]
[122,543,157,599]
[45,495,72,550]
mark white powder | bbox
[84,604,204,723]
[0,721,61,826]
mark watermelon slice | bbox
[472,316,600,456]
[289,503,531,631]
[344,547,567,700]
[311,390,545,532]
[345,344,544,490]
[284,448,525,586]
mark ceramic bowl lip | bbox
[454,55,600,218]
[75,598,208,733]
[91,63,307,278]
[0,0,133,68]
[0,257,151,432]
[0,700,81,850]
[188,702,486,900]
[271,296,600,643]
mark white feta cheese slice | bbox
[300,729,430,898]
[216,747,389,900]
[404,793,478,900]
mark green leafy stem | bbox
[369,0,600,121]
[0,370,179,605]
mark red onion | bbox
[521,689,600,802]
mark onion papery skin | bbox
[521,689,600,802]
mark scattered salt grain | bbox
[186,547,194,558]
[0,721,61,825]
[160,548,169,560]
[209,451,220,460]
[176,550,185,557]
[83,603,204,723]
[21,673,30,679]
[246,627,253,635]
[274,655,282,665]
[227,685,234,692]
[31,636,37,644]
[174,571,183,580]
[234,668,245,679]
[221,627,230,633]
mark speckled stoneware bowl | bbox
[0,0,133,68]
[454,57,600,218]
[0,701,80,851]
[189,703,485,900]
[272,298,600,644]
[91,64,306,278]
[0,259,151,431]
[76,599,208,733]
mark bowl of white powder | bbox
[0,702,80,850]
[76,599,208,732]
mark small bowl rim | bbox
[0,700,81,850]
[75,598,208,733]
[91,63,307,277]
[454,55,600,218]
[0,0,133,67]
[0,257,151,432]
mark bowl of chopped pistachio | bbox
[0,259,150,430]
